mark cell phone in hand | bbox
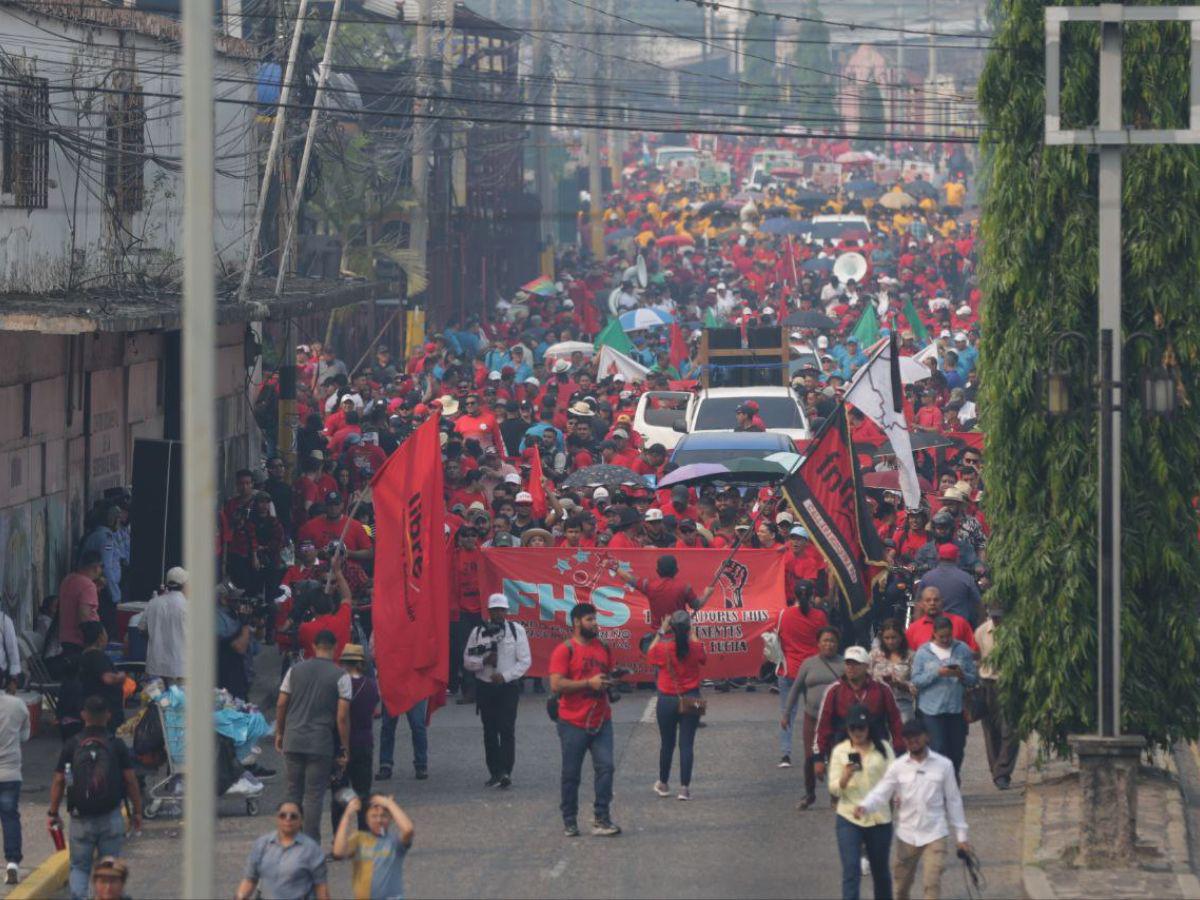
[848,752,862,766]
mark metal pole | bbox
[1097,17,1123,738]
[586,2,604,260]
[181,0,216,894]
[409,0,432,286]
[274,0,345,297]
[238,0,311,303]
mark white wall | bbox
[0,6,257,293]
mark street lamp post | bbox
[1043,4,1195,866]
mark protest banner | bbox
[480,548,786,680]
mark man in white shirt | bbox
[141,567,189,684]
[855,719,971,900]
[463,593,531,789]
[0,684,29,884]
[0,611,22,691]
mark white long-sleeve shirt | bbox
[462,620,531,684]
[0,614,22,679]
[858,749,968,847]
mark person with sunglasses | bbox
[236,801,330,900]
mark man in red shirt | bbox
[221,469,256,557]
[783,527,827,599]
[615,555,716,622]
[608,429,639,469]
[296,492,374,563]
[450,526,485,703]
[813,645,906,770]
[548,603,623,837]
[630,444,667,478]
[906,585,979,651]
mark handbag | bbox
[667,653,707,717]
[762,610,785,666]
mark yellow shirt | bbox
[828,739,895,826]
[945,181,966,206]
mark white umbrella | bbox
[543,341,595,362]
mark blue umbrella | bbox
[606,227,637,240]
[759,217,801,235]
[844,178,881,197]
[802,257,835,273]
[619,308,674,331]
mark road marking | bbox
[640,697,656,723]
[544,858,568,879]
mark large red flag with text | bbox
[371,414,449,716]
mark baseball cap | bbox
[845,704,871,730]
[789,526,810,539]
[844,646,870,665]
[644,508,664,522]
[775,511,794,525]
[515,491,533,504]
[937,542,960,561]
[165,566,189,587]
[612,428,629,439]
[487,593,510,610]
[817,335,829,348]
[324,491,342,505]
[503,473,522,485]
[593,487,610,501]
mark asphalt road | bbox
[86,669,1023,900]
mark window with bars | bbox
[0,75,50,210]
[105,86,145,215]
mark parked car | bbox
[681,386,811,443]
[669,431,795,468]
[633,390,694,451]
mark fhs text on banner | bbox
[480,548,786,681]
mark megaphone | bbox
[636,253,648,288]
[833,252,868,284]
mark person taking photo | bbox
[645,611,708,801]
[829,705,894,900]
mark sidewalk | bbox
[1021,745,1200,900]
[0,725,70,898]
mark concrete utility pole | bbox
[586,1,604,260]
[530,0,555,274]
[238,0,310,303]
[181,0,216,896]
[1044,2,1200,867]
[409,0,433,289]
[274,0,345,297]
[605,0,623,193]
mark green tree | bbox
[740,0,778,118]
[788,0,839,132]
[979,7,1200,752]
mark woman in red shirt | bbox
[645,611,708,801]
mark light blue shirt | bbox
[80,526,121,605]
[911,640,978,715]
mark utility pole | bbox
[926,0,937,83]
[1044,2,1200,866]
[606,0,622,193]
[586,1,604,260]
[181,1,216,897]
[409,0,433,298]
[275,0,345,296]
[238,0,310,304]
[530,0,555,276]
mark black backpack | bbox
[67,734,122,816]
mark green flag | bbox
[704,308,720,329]
[852,304,880,347]
[594,317,634,355]
[900,297,930,345]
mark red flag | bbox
[371,414,450,716]
[527,446,548,519]
[668,321,688,370]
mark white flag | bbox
[596,345,651,384]
[843,334,922,510]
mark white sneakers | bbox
[653,781,671,798]
[5,862,17,885]
[677,787,691,801]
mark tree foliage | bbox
[741,0,778,118]
[788,1,839,131]
[979,3,1200,752]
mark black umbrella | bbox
[762,205,793,219]
[561,464,647,490]
[783,310,838,329]
[871,432,957,457]
[792,187,828,205]
[906,179,938,200]
[802,257,835,274]
[697,200,724,217]
[844,178,882,198]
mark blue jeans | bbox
[835,815,893,900]
[557,719,614,824]
[656,692,700,786]
[0,781,20,863]
[68,809,124,900]
[379,699,429,770]
[778,676,796,756]
[923,711,967,779]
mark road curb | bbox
[1020,756,1053,900]
[8,848,68,900]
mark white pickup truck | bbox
[633,386,811,450]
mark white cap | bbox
[504,473,522,484]
[613,373,626,383]
[844,646,870,665]
[644,508,664,521]
[957,304,972,317]
[563,298,575,308]
[612,428,629,439]
[165,566,189,587]
[593,487,610,501]
[940,328,952,339]
[488,370,502,381]
[762,306,775,316]
[553,359,570,373]
[717,282,727,290]
[515,491,533,503]
[619,390,632,400]
[775,511,794,525]
[790,331,802,341]
[954,331,968,342]
[817,336,829,348]
[525,376,540,386]
[487,592,510,610]
[343,393,364,409]
[743,307,752,315]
